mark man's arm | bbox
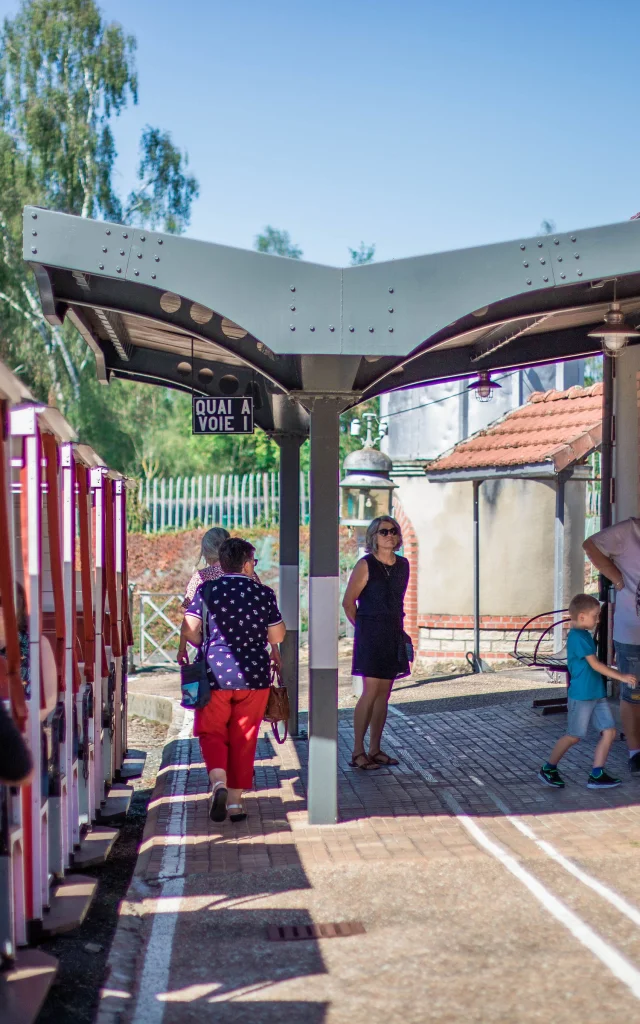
[583,538,624,591]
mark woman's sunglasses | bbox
[377,527,398,537]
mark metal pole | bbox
[553,473,566,652]
[276,434,302,737]
[473,479,482,672]
[599,355,614,663]
[308,398,340,825]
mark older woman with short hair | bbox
[178,527,270,667]
[342,516,410,770]
[180,538,286,823]
[182,527,231,609]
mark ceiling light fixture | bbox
[467,371,502,403]
[588,281,638,356]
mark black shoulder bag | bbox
[180,581,213,710]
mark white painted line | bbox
[130,713,194,1023]
[470,778,640,931]
[389,701,640,995]
[441,788,640,1001]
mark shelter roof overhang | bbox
[425,463,594,483]
[24,206,640,417]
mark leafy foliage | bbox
[254,226,303,259]
[348,242,375,265]
[0,2,384,483]
[0,0,198,412]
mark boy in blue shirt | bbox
[539,593,637,789]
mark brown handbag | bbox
[264,662,290,744]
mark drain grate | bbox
[267,921,365,942]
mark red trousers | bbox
[194,689,269,789]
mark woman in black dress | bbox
[343,516,410,770]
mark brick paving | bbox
[136,691,640,881]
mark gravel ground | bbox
[36,715,168,1024]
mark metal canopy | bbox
[24,206,640,416]
[23,205,640,827]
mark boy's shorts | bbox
[567,697,615,739]
[614,642,640,704]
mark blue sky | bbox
[2,0,640,265]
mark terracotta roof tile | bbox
[427,383,602,473]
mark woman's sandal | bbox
[228,804,247,823]
[209,782,228,822]
[349,752,380,770]
[369,750,399,766]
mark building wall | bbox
[614,348,640,521]
[392,473,586,664]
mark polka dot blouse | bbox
[185,575,283,690]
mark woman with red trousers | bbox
[180,538,286,823]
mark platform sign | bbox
[192,396,254,434]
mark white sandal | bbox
[227,803,247,823]
[209,781,228,822]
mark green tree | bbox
[348,242,375,265]
[254,226,303,259]
[0,0,198,407]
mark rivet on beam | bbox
[99,263,104,269]
[31,247,37,254]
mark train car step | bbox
[40,875,98,937]
[118,749,146,780]
[0,950,58,1024]
[72,826,119,869]
[98,783,134,823]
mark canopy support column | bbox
[308,398,341,825]
[275,433,303,737]
[472,479,483,673]
[554,473,566,652]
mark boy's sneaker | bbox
[629,752,640,775]
[587,770,621,789]
[538,765,565,788]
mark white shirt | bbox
[592,518,640,644]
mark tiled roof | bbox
[427,383,602,473]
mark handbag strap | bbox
[198,580,213,656]
[270,660,283,687]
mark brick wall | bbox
[418,612,556,664]
[393,498,419,649]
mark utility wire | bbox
[381,370,520,419]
